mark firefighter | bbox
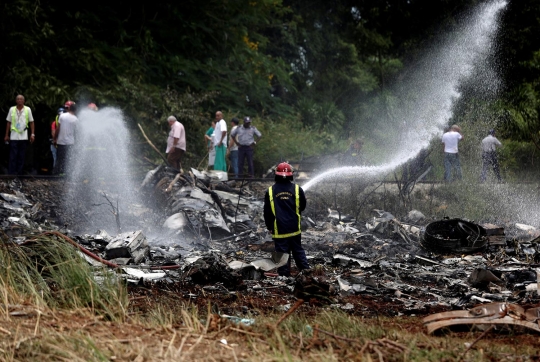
[263,162,310,276]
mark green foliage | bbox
[254,117,341,174]
[1,0,539,176]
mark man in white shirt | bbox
[480,129,502,182]
[213,111,227,172]
[4,95,35,175]
[166,116,186,171]
[441,124,464,182]
[53,101,78,175]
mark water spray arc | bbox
[303,0,508,191]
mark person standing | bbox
[227,118,239,177]
[342,138,364,166]
[441,124,463,182]
[230,116,262,178]
[165,116,186,171]
[204,120,215,169]
[50,107,64,170]
[263,162,309,277]
[4,95,35,175]
[53,101,78,175]
[213,111,227,172]
[480,129,502,182]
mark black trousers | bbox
[8,140,28,175]
[481,151,501,182]
[238,145,254,177]
[55,144,73,175]
[274,234,309,276]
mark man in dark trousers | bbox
[264,162,310,276]
[480,129,502,182]
[230,116,261,177]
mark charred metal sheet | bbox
[421,218,488,254]
[183,252,244,289]
[333,253,374,268]
[468,268,505,288]
[104,230,149,263]
[423,302,540,334]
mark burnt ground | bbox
[2,176,540,321]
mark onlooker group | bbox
[4,95,35,175]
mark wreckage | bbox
[1,168,540,335]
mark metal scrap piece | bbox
[423,302,540,334]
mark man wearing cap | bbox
[166,116,186,171]
[441,124,464,182]
[230,116,262,178]
[480,129,502,183]
[227,118,239,178]
[4,95,35,175]
[213,111,228,172]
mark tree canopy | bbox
[1,0,539,173]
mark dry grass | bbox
[1,300,540,361]
[1,233,540,361]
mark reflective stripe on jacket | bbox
[268,185,305,238]
[10,106,29,134]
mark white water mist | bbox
[64,107,144,233]
[303,0,507,191]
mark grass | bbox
[0,232,127,320]
[1,229,540,360]
[2,300,539,361]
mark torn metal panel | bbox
[213,190,251,206]
[170,198,208,213]
[122,267,166,281]
[163,212,189,230]
[2,202,24,213]
[190,187,215,205]
[468,268,505,287]
[250,252,289,271]
[203,209,230,232]
[333,253,374,268]
[423,302,540,334]
[1,192,32,207]
[104,230,149,263]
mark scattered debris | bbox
[421,218,488,253]
[2,175,540,327]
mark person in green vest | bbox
[4,95,35,175]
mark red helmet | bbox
[275,162,293,176]
[87,103,98,111]
[64,100,75,109]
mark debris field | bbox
[2,167,540,333]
